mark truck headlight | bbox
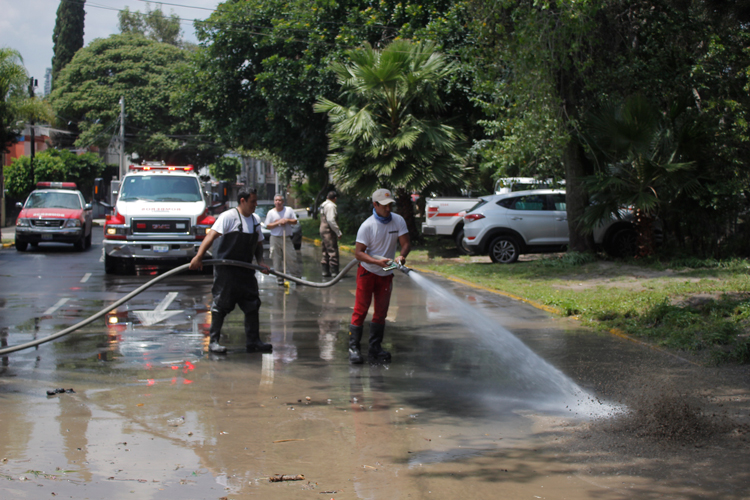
[65,219,82,228]
[16,218,30,227]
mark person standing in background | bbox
[265,194,300,286]
[319,191,342,277]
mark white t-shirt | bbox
[265,206,297,237]
[356,213,408,276]
[211,209,264,241]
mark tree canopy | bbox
[49,34,222,165]
[118,6,184,47]
[51,0,85,88]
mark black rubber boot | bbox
[330,265,339,277]
[321,263,331,278]
[208,310,227,353]
[368,322,391,362]
[245,311,272,353]
[348,324,364,364]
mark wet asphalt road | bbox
[1,227,748,499]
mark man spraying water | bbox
[348,188,411,364]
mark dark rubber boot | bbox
[321,263,331,278]
[245,311,272,353]
[330,265,339,277]
[348,324,364,364]
[209,310,227,353]
[368,322,391,362]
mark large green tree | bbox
[5,149,106,199]
[118,6,184,47]
[315,40,467,238]
[467,0,750,256]
[51,0,85,88]
[178,0,481,197]
[50,34,222,165]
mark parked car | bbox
[462,189,640,263]
[14,182,93,251]
[255,202,302,250]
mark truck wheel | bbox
[15,240,27,252]
[104,254,118,275]
[74,237,85,251]
[455,229,472,255]
[606,228,637,258]
[489,235,520,264]
[85,231,92,249]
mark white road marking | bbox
[80,273,92,283]
[44,298,70,315]
[133,292,183,326]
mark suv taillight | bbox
[464,213,485,223]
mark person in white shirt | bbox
[265,194,301,285]
[189,188,272,354]
[319,190,343,277]
[348,188,411,364]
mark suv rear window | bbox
[467,199,488,213]
[498,194,547,211]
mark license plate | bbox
[153,245,169,253]
[41,234,53,240]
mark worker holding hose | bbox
[190,188,273,354]
[349,188,411,364]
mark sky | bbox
[0,0,220,95]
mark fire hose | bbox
[0,258,361,356]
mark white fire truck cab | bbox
[99,163,216,274]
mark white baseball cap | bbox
[372,188,396,205]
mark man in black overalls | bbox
[190,188,273,353]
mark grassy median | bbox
[301,218,750,365]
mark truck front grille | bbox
[31,219,65,228]
[132,218,191,234]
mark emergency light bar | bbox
[36,181,77,189]
[129,164,194,172]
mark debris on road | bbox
[46,388,75,396]
[269,474,305,482]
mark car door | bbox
[549,193,569,243]
[503,194,560,245]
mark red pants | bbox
[351,266,394,327]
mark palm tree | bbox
[580,95,704,256]
[314,40,467,239]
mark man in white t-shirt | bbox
[265,194,301,286]
[190,188,272,354]
[348,188,411,364]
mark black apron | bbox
[212,209,261,313]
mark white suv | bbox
[462,189,638,263]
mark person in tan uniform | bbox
[319,191,342,277]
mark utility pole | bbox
[119,96,125,179]
[28,77,37,183]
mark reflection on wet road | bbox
[1,234,745,498]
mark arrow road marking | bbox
[133,292,183,326]
[44,298,70,316]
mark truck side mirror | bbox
[94,178,105,202]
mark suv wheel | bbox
[488,235,520,264]
[606,228,638,258]
[455,229,473,255]
[15,240,27,252]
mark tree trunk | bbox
[563,139,595,253]
[395,189,420,242]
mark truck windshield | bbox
[25,192,81,209]
[120,176,202,202]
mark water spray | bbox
[0,258,359,356]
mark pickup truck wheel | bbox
[455,229,473,255]
[15,240,27,252]
[489,236,520,264]
[85,231,92,249]
[606,228,638,258]
[104,254,118,275]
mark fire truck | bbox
[97,163,222,274]
[14,182,93,251]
